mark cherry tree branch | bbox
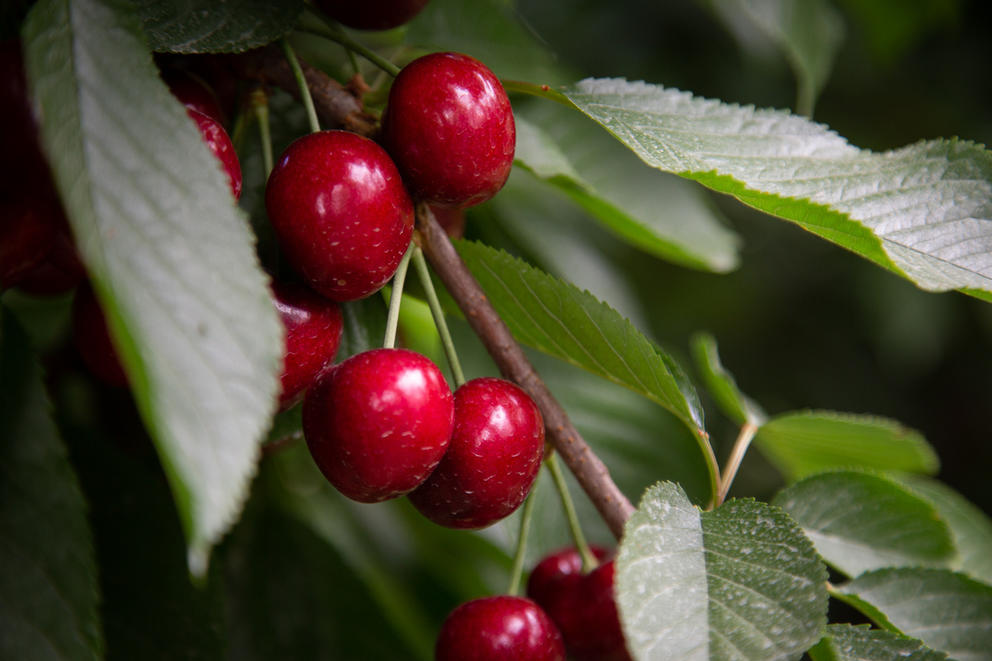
[415,203,635,539]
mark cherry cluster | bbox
[2,3,633,655]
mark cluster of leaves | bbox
[3,0,991,659]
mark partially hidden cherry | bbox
[384,52,515,208]
[315,0,430,31]
[265,130,414,301]
[409,377,544,529]
[302,348,453,503]
[1,197,57,290]
[527,547,632,661]
[15,226,86,296]
[187,108,241,199]
[273,281,343,410]
[167,71,226,125]
[435,596,565,661]
[72,284,128,387]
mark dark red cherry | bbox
[435,596,565,661]
[187,108,241,199]
[265,130,414,302]
[384,52,515,207]
[167,71,226,125]
[315,0,429,31]
[1,197,57,289]
[16,223,86,296]
[409,377,544,529]
[428,204,465,239]
[527,548,631,661]
[72,284,128,387]
[272,281,343,410]
[302,348,453,502]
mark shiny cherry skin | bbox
[435,596,565,661]
[527,547,631,661]
[187,108,241,199]
[409,377,544,529]
[265,130,414,302]
[167,71,226,124]
[272,281,343,410]
[384,52,515,207]
[315,0,429,30]
[72,284,129,387]
[302,348,453,502]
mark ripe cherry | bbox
[272,281,343,410]
[315,0,429,31]
[15,227,86,296]
[265,130,414,301]
[1,197,57,290]
[409,377,544,529]
[384,52,515,207]
[187,108,241,199]
[527,547,631,661]
[302,348,453,502]
[167,71,226,125]
[435,596,565,661]
[72,284,128,387]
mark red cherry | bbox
[315,0,429,30]
[72,284,129,387]
[409,377,544,529]
[187,108,241,199]
[167,71,226,125]
[16,224,86,296]
[1,197,57,289]
[527,548,631,661]
[429,204,465,239]
[302,348,453,502]
[435,596,565,661]
[265,130,414,302]
[384,52,515,207]
[272,281,343,410]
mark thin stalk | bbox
[383,245,414,349]
[281,38,320,133]
[411,247,465,387]
[715,421,759,507]
[300,6,401,77]
[507,484,538,597]
[546,452,598,572]
[501,80,577,108]
[251,89,274,176]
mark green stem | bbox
[300,6,401,77]
[546,452,598,572]
[411,247,465,387]
[383,244,413,349]
[501,80,577,108]
[507,483,538,597]
[251,89,274,177]
[281,38,320,133]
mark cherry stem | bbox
[507,482,538,597]
[715,421,758,508]
[415,203,634,540]
[546,452,599,572]
[299,6,402,77]
[281,38,321,133]
[383,244,414,349]
[411,246,466,388]
[251,89,274,176]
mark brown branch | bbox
[415,203,635,540]
[233,45,377,136]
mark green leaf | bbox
[690,332,765,425]
[897,476,992,586]
[772,471,955,577]
[406,0,565,84]
[562,78,992,300]
[514,107,740,272]
[0,308,103,661]
[808,624,947,661]
[836,568,992,661]
[755,411,938,480]
[616,482,827,660]
[454,240,718,499]
[708,0,844,115]
[134,0,303,53]
[24,0,284,575]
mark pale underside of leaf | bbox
[617,482,827,660]
[564,78,992,299]
[24,0,283,575]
